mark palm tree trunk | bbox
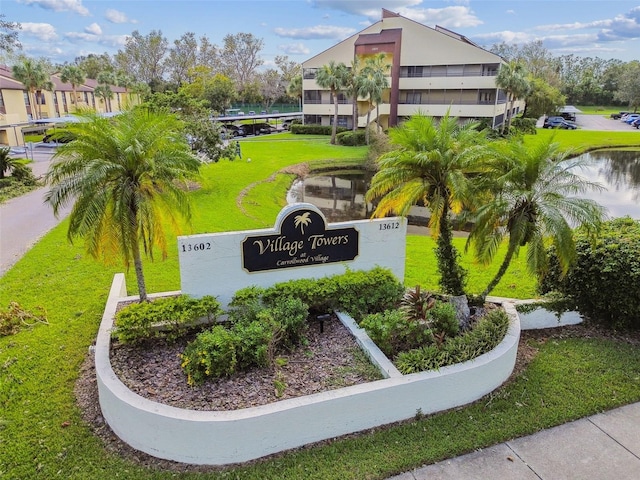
[481,242,517,300]
[501,96,510,135]
[365,104,372,145]
[331,89,338,145]
[436,205,466,296]
[133,243,148,302]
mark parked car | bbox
[282,118,301,130]
[543,116,577,129]
[632,117,640,129]
[242,122,273,135]
[221,124,246,137]
[623,114,640,124]
[248,111,256,115]
[610,111,630,120]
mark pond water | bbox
[287,150,640,223]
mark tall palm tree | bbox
[358,54,390,144]
[44,108,201,302]
[12,58,49,120]
[315,60,348,144]
[365,112,489,295]
[286,73,302,110]
[466,137,606,299]
[96,71,117,112]
[495,60,530,134]
[60,65,85,110]
[342,57,361,132]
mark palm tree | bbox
[466,137,606,299]
[495,61,530,134]
[0,147,31,179]
[365,112,489,295]
[96,71,117,112]
[341,57,361,132]
[44,108,201,302]
[286,73,302,110]
[12,58,49,120]
[315,60,348,144]
[358,54,390,144]
[60,65,85,110]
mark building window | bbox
[0,91,5,114]
[23,91,30,105]
[303,68,317,79]
[304,114,321,125]
[304,90,322,104]
[483,64,499,76]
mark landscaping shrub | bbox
[261,267,404,320]
[539,217,640,329]
[395,308,509,374]
[510,117,538,135]
[336,129,367,146]
[181,296,309,385]
[360,309,432,357]
[113,295,221,344]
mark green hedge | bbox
[539,217,640,329]
[290,124,349,136]
[336,129,367,146]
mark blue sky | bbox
[3,0,640,66]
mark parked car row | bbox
[619,113,640,129]
[220,122,277,138]
[542,116,577,129]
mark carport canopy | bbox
[558,105,582,114]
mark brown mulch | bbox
[74,319,640,472]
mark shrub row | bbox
[336,129,367,146]
[258,266,405,321]
[394,308,510,374]
[113,295,221,344]
[289,124,349,136]
[540,217,640,329]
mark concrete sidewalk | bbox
[389,402,640,480]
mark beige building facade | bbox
[302,9,524,130]
[0,65,139,147]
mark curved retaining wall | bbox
[96,274,521,465]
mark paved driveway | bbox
[0,147,71,276]
[539,113,638,131]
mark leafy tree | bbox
[274,55,300,84]
[115,30,168,89]
[257,68,285,112]
[12,57,49,120]
[316,60,348,145]
[220,33,264,96]
[73,53,113,79]
[0,14,21,53]
[524,77,565,119]
[365,113,489,295]
[466,137,606,299]
[44,109,201,302]
[615,61,640,112]
[165,32,198,86]
[495,60,530,134]
[60,65,85,109]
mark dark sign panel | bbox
[242,206,359,272]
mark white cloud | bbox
[18,0,90,16]
[105,8,137,24]
[20,22,58,42]
[274,25,356,40]
[64,31,127,48]
[278,42,311,55]
[85,23,102,35]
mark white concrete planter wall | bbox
[96,274,521,466]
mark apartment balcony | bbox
[397,103,503,118]
[399,76,497,90]
[303,103,354,116]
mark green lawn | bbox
[1,131,640,479]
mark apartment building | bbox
[0,65,138,147]
[302,9,524,130]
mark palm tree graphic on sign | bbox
[294,212,312,234]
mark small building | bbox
[302,9,524,130]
